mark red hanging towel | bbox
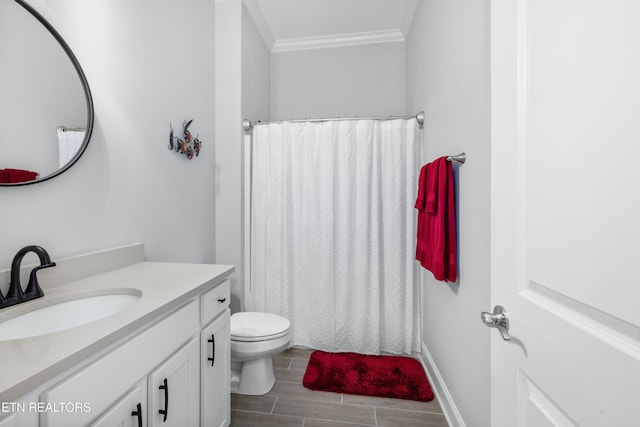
[415,157,457,282]
[415,165,426,262]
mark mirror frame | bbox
[3,0,94,186]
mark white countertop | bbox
[0,261,234,402]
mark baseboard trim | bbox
[419,342,466,427]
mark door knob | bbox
[481,305,511,341]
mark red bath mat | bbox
[303,351,434,402]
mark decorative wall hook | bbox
[168,119,202,160]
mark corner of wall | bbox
[419,342,466,427]
[407,0,491,426]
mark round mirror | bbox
[0,0,94,186]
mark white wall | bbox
[240,2,271,310]
[0,0,216,268]
[214,0,271,313]
[406,1,491,426]
[214,0,242,312]
[242,3,271,126]
[271,42,406,120]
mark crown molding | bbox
[243,0,412,53]
[242,0,275,50]
[400,0,418,38]
[271,29,404,53]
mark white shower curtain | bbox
[248,118,420,355]
[56,127,85,167]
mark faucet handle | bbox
[24,262,56,298]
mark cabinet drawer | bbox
[200,279,230,325]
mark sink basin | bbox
[0,290,141,341]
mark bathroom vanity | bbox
[0,244,233,427]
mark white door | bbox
[490,0,640,426]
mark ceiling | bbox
[244,0,417,52]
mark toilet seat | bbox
[231,312,291,342]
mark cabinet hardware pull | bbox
[208,334,215,366]
[217,298,226,303]
[159,378,169,422]
[131,402,143,427]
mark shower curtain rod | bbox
[56,125,86,132]
[242,111,425,132]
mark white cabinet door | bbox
[148,338,199,427]
[0,414,17,427]
[201,310,230,427]
[0,411,36,427]
[490,0,640,425]
[90,379,146,427]
[0,390,39,427]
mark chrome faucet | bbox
[0,246,56,309]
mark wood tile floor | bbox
[230,348,449,427]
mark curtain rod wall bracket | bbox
[243,111,425,132]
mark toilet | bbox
[230,311,291,395]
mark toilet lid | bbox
[231,312,291,341]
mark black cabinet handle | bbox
[217,298,226,303]
[131,402,143,427]
[158,378,169,422]
[207,334,215,366]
